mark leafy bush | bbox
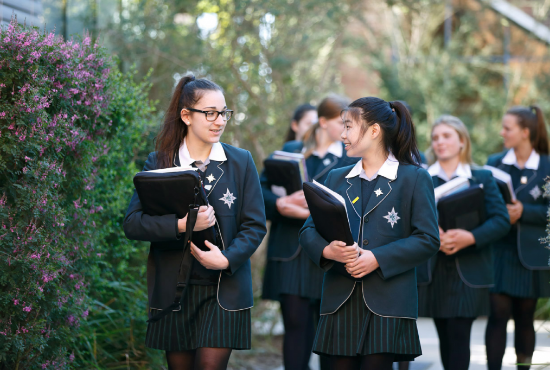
[0,18,159,369]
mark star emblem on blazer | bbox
[530,185,542,200]
[220,188,237,209]
[206,174,216,183]
[383,207,400,228]
[374,188,383,197]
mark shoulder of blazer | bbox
[396,162,425,178]
[470,167,492,180]
[539,153,550,171]
[325,163,356,183]
[281,140,303,153]
[144,151,159,170]
[220,142,251,163]
[487,151,507,166]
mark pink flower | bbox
[13,299,18,305]
[23,306,31,312]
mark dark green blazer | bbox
[261,140,357,260]
[487,152,550,270]
[299,162,439,318]
[123,143,267,312]
[417,168,511,288]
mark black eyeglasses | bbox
[185,108,233,121]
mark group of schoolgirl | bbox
[123,74,550,370]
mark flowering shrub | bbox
[0,19,115,369]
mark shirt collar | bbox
[178,138,227,167]
[345,153,399,180]
[311,141,343,158]
[427,161,472,181]
[501,148,540,170]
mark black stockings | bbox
[485,293,537,370]
[280,294,316,370]
[331,353,394,370]
[165,348,232,370]
[433,317,475,370]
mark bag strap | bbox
[147,206,200,323]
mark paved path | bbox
[272,318,550,370]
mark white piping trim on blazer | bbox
[313,157,339,181]
[207,161,225,197]
[516,223,550,271]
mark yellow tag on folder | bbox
[352,197,359,204]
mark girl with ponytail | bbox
[485,105,550,370]
[124,75,267,369]
[417,115,510,370]
[299,97,439,369]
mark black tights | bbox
[485,293,537,370]
[280,294,316,370]
[331,353,394,370]
[434,317,475,370]
[165,348,232,370]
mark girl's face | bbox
[291,110,318,141]
[182,90,228,144]
[431,124,463,162]
[341,112,379,157]
[321,115,345,143]
[500,114,529,149]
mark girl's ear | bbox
[318,116,327,129]
[371,123,381,139]
[180,109,191,125]
[290,120,299,133]
[521,126,530,140]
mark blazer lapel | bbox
[345,176,361,242]
[363,176,393,217]
[205,160,225,197]
[313,156,339,181]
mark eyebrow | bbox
[202,106,228,110]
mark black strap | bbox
[147,206,200,323]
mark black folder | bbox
[494,179,513,204]
[264,158,303,195]
[133,169,218,251]
[303,181,355,277]
[437,184,486,232]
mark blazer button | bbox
[365,217,369,222]
[363,239,369,246]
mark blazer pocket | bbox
[211,181,239,217]
[376,200,406,237]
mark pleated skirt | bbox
[492,242,550,299]
[262,246,324,301]
[313,283,421,361]
[145,284,251,351]
[418,253,489,318]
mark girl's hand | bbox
[178,205,216,233]
[345,249,379,278]
[191,240,229,270]
[440,229,475,255]
[286,190,308,209]
[506,199,523,224]
[322,241,359,264]
[276,197,310,219]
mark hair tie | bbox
[389,102,395,112]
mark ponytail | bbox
[345,97,421,166]
[506,105,549,155]
[155,74,222,168]
[302,123,320,158]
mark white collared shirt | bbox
[427,161,472,182]
[346,153,399,181]
[178,138,227,170]
[501,148,540,170]
[310,141,343,158]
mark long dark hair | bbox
[285,103,316,142]
[345,97,421,166]
[506,105,549,155]
[155,74,223,168]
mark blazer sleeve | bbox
[470,174,511,247]
[299,171,336,271]
[123,152,181,242]
[221,152,267,275]
[371,169,440,280]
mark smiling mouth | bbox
[211,128,223,133]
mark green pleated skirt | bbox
[145,284,251,351]
[492,242,550,299]
[313,283,421,361]
[262,246,325,301]
[418,253,489,318]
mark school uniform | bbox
[124,140,267,351]
[417,162,510,318]
[299,155,440,360]
[262,140,357,301]
[487,149,550,299]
